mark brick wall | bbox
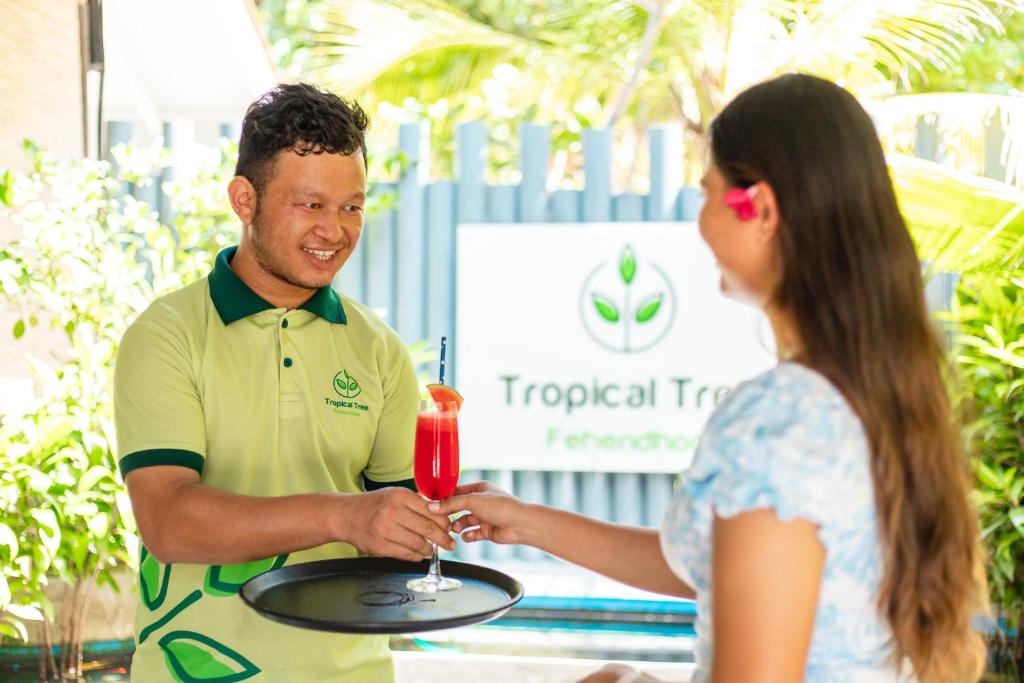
[0,0,84,414]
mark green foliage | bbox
[0,138,409,660]
[907,7,1024,95]
[944,273,1024,627]
[263,0,1024,185]
[0,140,238,649]
[891,154,1024,275]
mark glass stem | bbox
[426,497,444,581]
[427,542,441,581]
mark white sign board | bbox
[455,223,776,473]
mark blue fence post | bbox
[648,125,682,222]
[336,219,366,302]
[520,123,550,223]
[583,128,612,222]
[514,125,548,559]
[396,122,429,343]
[456,121,487,225]
[426,181,455,350]
[613,474,644,526]
[914,117,940,163]
[486,185,517,223]
[613,193,645,221]
[452,121,488,387]
[550,190,581,222]
[547,472,577,560]
[546,173,582,556]
[450,122,488,562]
[984,114,1008,182]
[364,184,397,323]
[159,120,193,227]
[609,195,645,523]
[643,474,676,527]
[105,121,134,198]
[581,127,614,523]
[219,121,241,142]
[679,186,703,221]
[479,167,519,563]
[916,115,960,317]
[582,471,612,523]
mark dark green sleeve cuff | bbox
[119,449,205,479]
[362,475,417,493]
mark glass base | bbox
[406,575,462,593]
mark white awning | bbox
[102,0,278,137]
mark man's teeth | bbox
[303,248,335,262]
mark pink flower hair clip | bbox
[723,186,759,221]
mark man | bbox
[114,83,453,682]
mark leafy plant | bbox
[0,140,236,677]
[943,272,1024,676]
[0,137,419,677]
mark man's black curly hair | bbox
[235,83,369,192]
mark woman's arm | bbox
[439,482,694,598]
[710,509,825,683]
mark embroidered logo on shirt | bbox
[324,369,369,417]
[333,369,362,398]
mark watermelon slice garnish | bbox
[426,383,464,411]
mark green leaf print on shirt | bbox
[140,546,172,611]
[203,554,288,597]
[158,630,260,683]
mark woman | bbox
[437,74,987,682]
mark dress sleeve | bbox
[685,369,859,537]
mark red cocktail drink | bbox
[414,412,459,501]
[407,397,462,592]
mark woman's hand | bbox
[433,481,532,546]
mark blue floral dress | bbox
[659,362,903,682]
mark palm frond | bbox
[303,0,643,107]
[757,1,1022,88]
[890,153,1024,274]
[303,0,525,97]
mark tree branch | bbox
[667,82,705,136]
[606,0,671,128]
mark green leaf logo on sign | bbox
[591,294,620,322]
[157,630,260,682]
[635,293,663,323]
[619,246,637,285]
[580,245,676,353]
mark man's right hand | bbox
[338,487,455,562]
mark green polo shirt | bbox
[114,246,419,683]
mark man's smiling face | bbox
[246,148,367,291]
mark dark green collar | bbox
[208,246,347,325]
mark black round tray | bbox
[239,557,523,634]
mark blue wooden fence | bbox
[105,116,976,566]
[332,121,708,564]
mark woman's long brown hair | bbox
[710,73,987,681]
